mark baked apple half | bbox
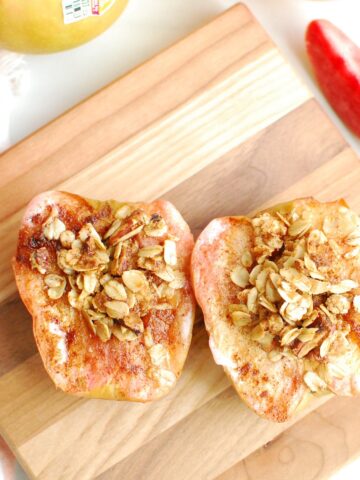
[13,191,195,401]
[192,198,360,421]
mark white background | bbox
[3,1,360,479]
[6,0,360,156]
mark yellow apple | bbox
[0,0,128,53]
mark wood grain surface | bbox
[217,395,360,480]
[0,4,359,479]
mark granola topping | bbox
[33,204,186,359]
[229,203,360,394]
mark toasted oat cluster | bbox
[229,205,360,394]
[32,204,185,346]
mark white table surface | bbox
[2,1,360,479]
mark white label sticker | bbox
[62,0,92,24]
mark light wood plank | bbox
[258,148,360,212]
[216,396,360,480]
[165,100,347,234]
[95,390,329,480]
[59,49,310,203]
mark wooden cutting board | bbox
[1,4,360,479]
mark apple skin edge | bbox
[306,19,360,137]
